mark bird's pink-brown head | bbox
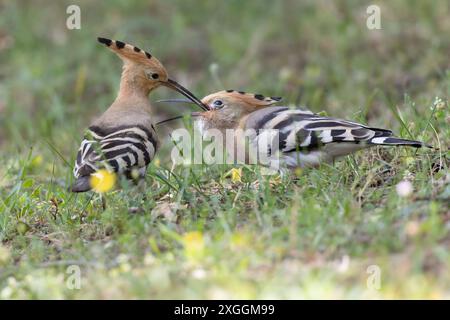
[195,90,282,131]
[97,37,206,109]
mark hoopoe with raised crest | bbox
[71,37,207,192]
[160,90,432,169]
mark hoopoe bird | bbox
[71,37,207,192]
[160,90,431,169]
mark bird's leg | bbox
[128,171,148,214]
[137,178,148,202]
[128,179,147,214]
[101,194,107,211]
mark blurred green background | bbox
[0,0,448,299]
[1,0,448,147]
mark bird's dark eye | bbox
[151,73,159,80]
[212,100,224,109]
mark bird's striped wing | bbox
[73,125,157,184]
[245,106,424,167]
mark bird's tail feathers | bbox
[70,176,91,193]
[369,132,431,148]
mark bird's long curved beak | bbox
[162,79,209,111]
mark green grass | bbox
[0,0,449,299]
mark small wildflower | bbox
[191,268,207,279]
[182,231,205,261]
[30,155,43,167]
[89,169,116,193]
[433,96,445,110]
[396,180,413,198]
[228,168,242,183]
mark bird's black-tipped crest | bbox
[97,37,112,46]
[115,40,126,49]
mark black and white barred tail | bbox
[367,131,426,148]
[71,124,157,192]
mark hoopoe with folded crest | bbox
[71,37,207,192]
[160,89,432,169]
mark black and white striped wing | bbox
[246,106,423,167]
[73,125,157,179]
[277,113,390,152]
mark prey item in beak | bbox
[155,112,203,126]
[162,79,209,111]
[156,98,195,104]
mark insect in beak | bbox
[154,112,203,126]
[156,98,195,104]
[161,79,209,111]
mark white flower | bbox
[396,180,413,197]
[191,268,207,279]
[0,287,13,299]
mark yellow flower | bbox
[90,169,116,193]
[31,155,43,167]
[227,168,242,183]
[182,231,205,261]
